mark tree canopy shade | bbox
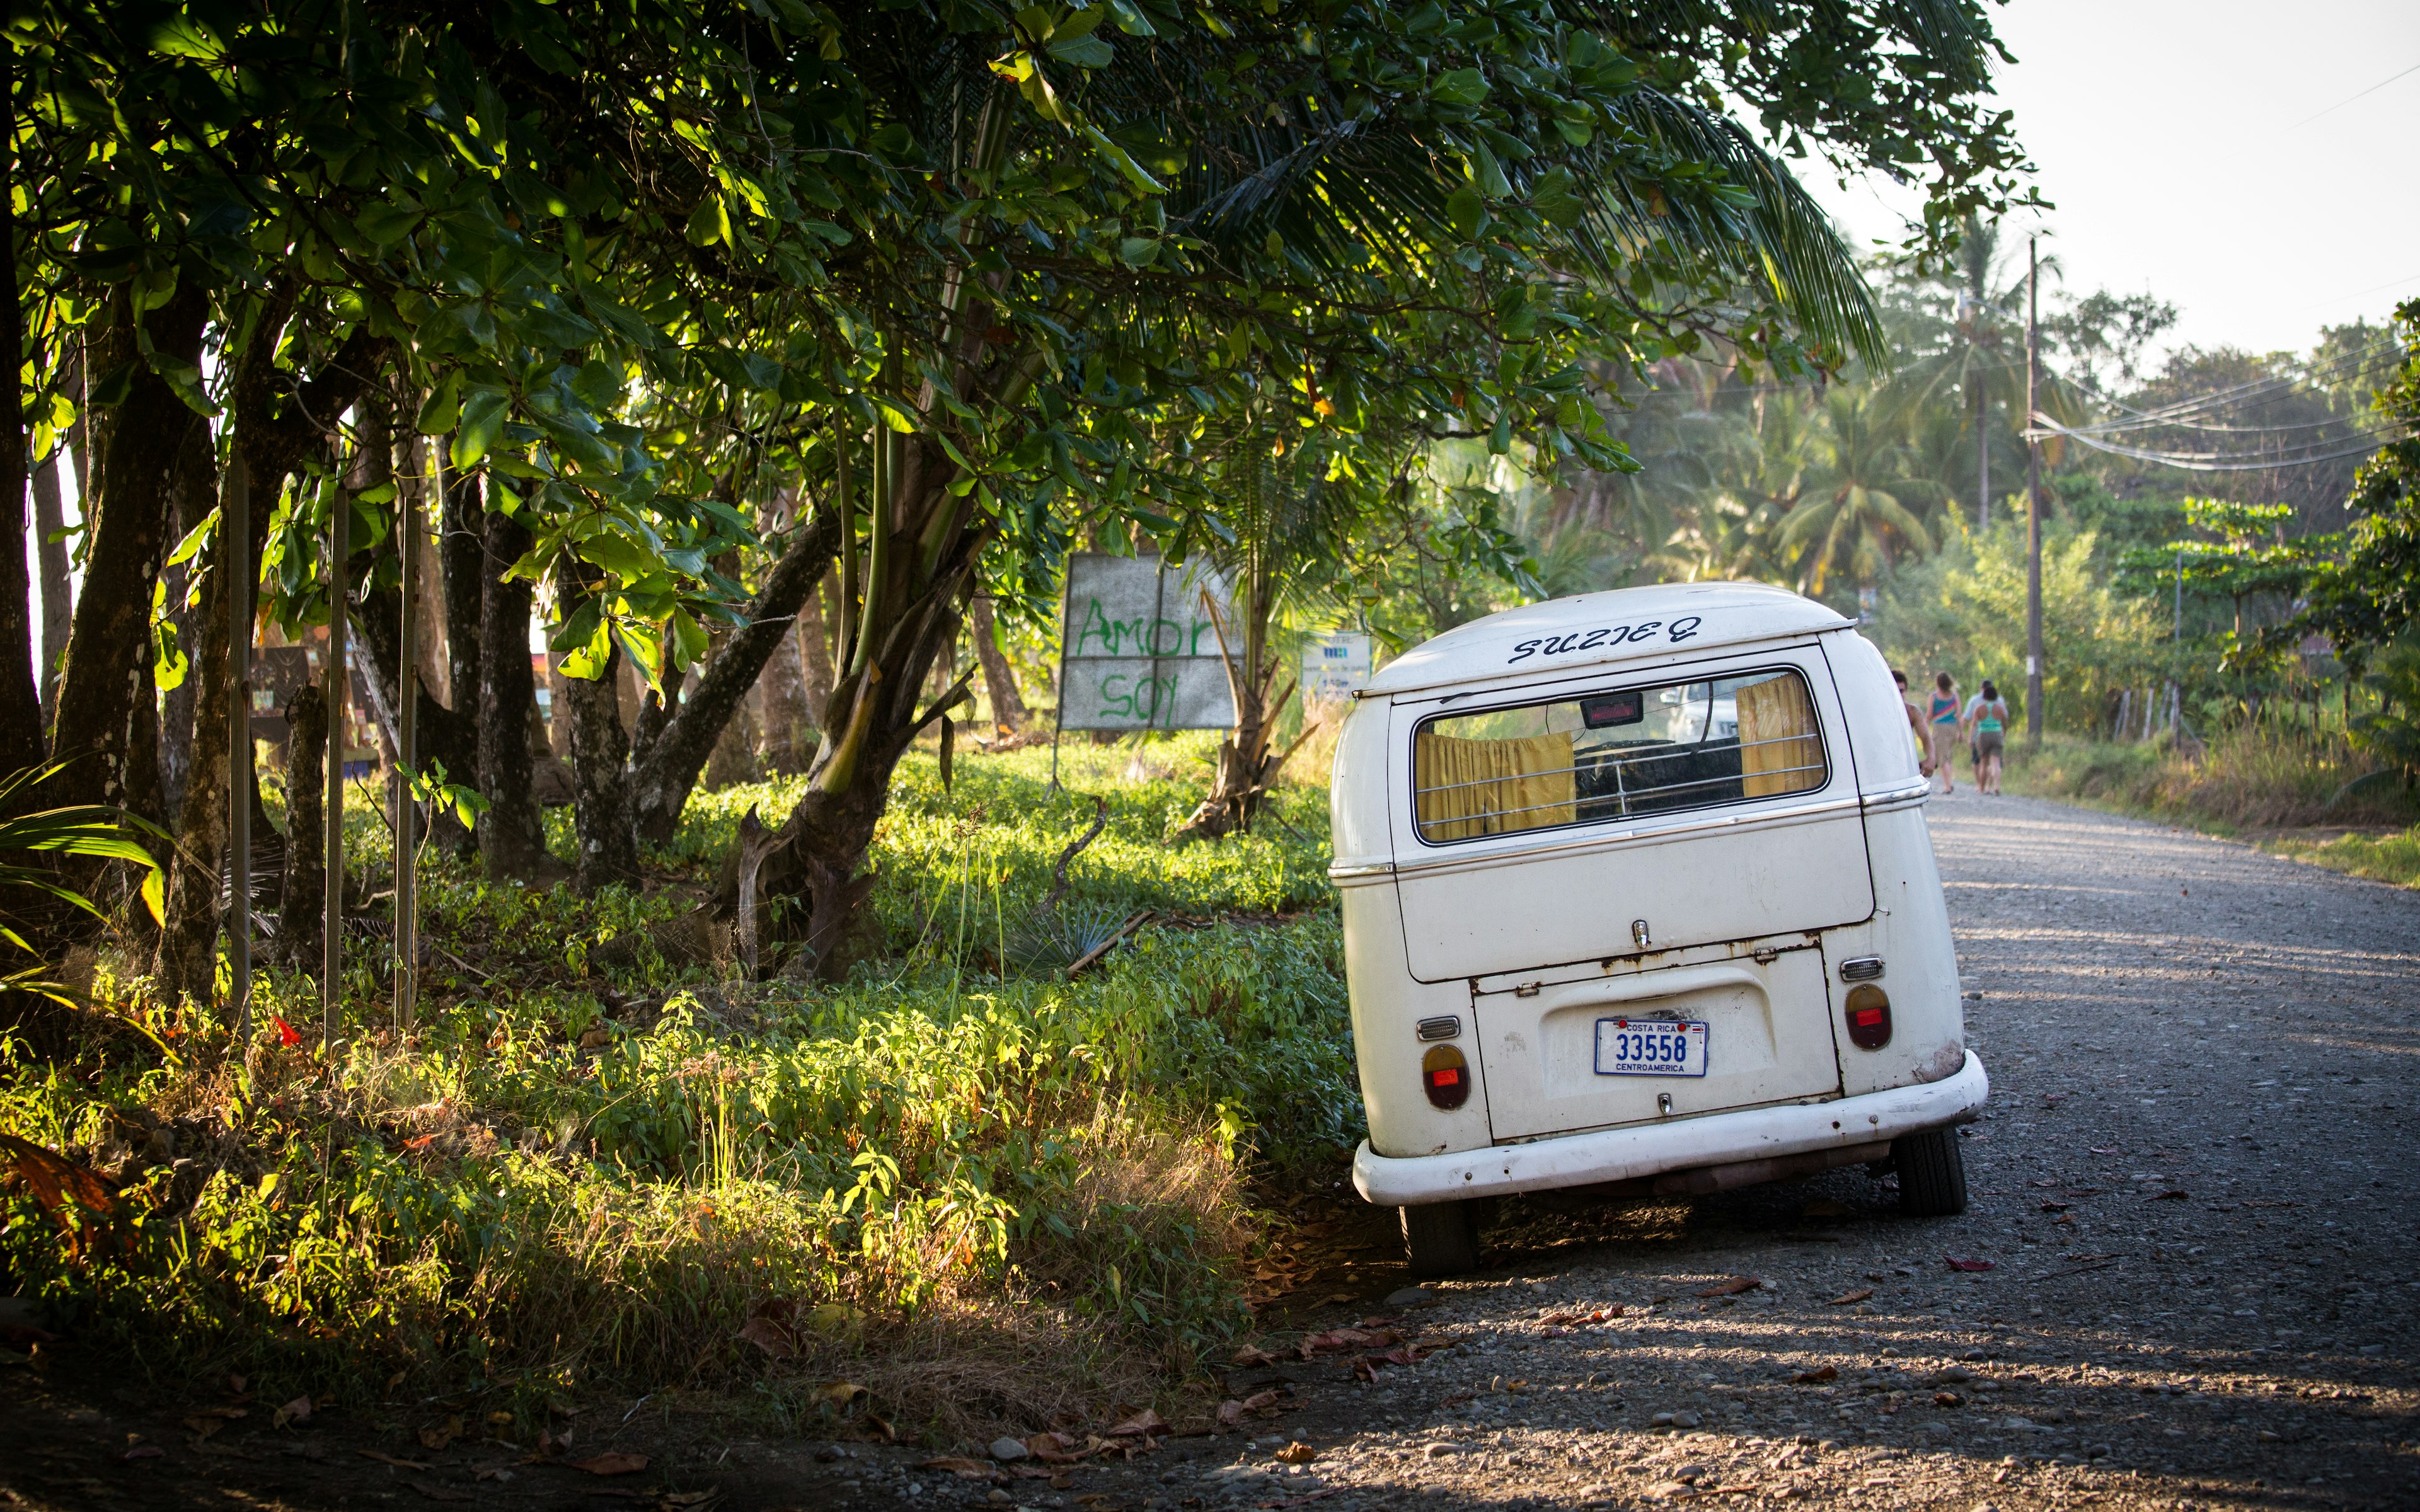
[2299,299,2420,669]
[6,0,2037,986]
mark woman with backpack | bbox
[1964,679,2011,795]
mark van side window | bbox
[1412,669,1827,843]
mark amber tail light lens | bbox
[1845,983,1893,1050]
[1421,1045,1472,1109]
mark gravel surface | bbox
[6,794,2414,1511]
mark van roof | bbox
[1366,581,1854,697]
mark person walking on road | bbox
[1895,670,1937,782]
[1965,679,2011,795]
[1925,672,1962,794]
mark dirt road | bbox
[6,794,2416,1509]
[1161,793,2420,1512]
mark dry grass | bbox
[2005,728,2420,833]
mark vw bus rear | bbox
[1328,583,1988,1274]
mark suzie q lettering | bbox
[1505,616,1700,665]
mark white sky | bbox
[1811,0,2420,359]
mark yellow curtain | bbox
[1737,675,1823,797]
[1414,732,1576,840]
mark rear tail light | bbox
[1421,1045,1472,1109]
[1845,984,1893,1050]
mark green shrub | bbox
[0,738,1357,1437]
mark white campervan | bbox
[1328,582,1988,1274]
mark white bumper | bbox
[1354,1051,1989,1207]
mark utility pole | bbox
[2024,236,2045,750]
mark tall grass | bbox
[2005,726,2420,832]
[0,737,1357,1440]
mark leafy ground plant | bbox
[0,738,1357,1443]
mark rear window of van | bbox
[1411,668,1827,844]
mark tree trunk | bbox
[757,605,815,773]
[1975,381,1990,532]
[476,503,550,878]
[759,444,981,978]
[440,462,483,721]
[626,505,841,842]
[546,653,574,758]
[45,285,207,814]
[563,617,642,893]
[156,420,214,818]
[279,684,326,968]
[1175,531,1301,841]
[30,454,70,736]
[799,571,836,724]
[969,597,1028,733]
[0,97,44,782]
[150,302,389,1007]
[151,434,239,1009]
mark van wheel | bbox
[1400,1201,1481,1277]
[1893,1127,1969,1216]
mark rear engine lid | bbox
[1472,938,1844,1142]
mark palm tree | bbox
[1885,216,2040,530]
[1779,390,1939,597]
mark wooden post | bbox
[227,452,253,1040]
[393,469,419,1031]
[323,484,348,1048]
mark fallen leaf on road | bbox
[358,1450,434,1470]
[121,1444,164,1460]
[816,1380,867,1404]
[1695,1276,1761,1297]
[419,1416,464,1451]
[1218,1400,1247,1429]
[274,1395,313,1428]
[568,1452,648,1475]
[1944,1256,1995,1273]
[1108,1409,1170,1438]
[921,1457,998,1480]
[183,1417,224,1440]
[1231,1345,1278,1367]
[1826,1289,1874,1306]
[1791,1366,1838,1384]
[1025,1432,1080,1462]
[1274,1441,1318,1464]
[1317,1292,1356,1307]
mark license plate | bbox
[1594,1017,1709,1077]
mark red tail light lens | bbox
[1421,1045,1472,1109]
[1845,984,1893,1050]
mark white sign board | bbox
[1057,554,1237,731]
[1300,631,1374,701]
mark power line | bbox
[2061,337,2407,433]
[2030,413,2408,472]
[2285,60,2420,132]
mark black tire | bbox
[1400,1200,1482,1278]
[1894,1126,1969,1216]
